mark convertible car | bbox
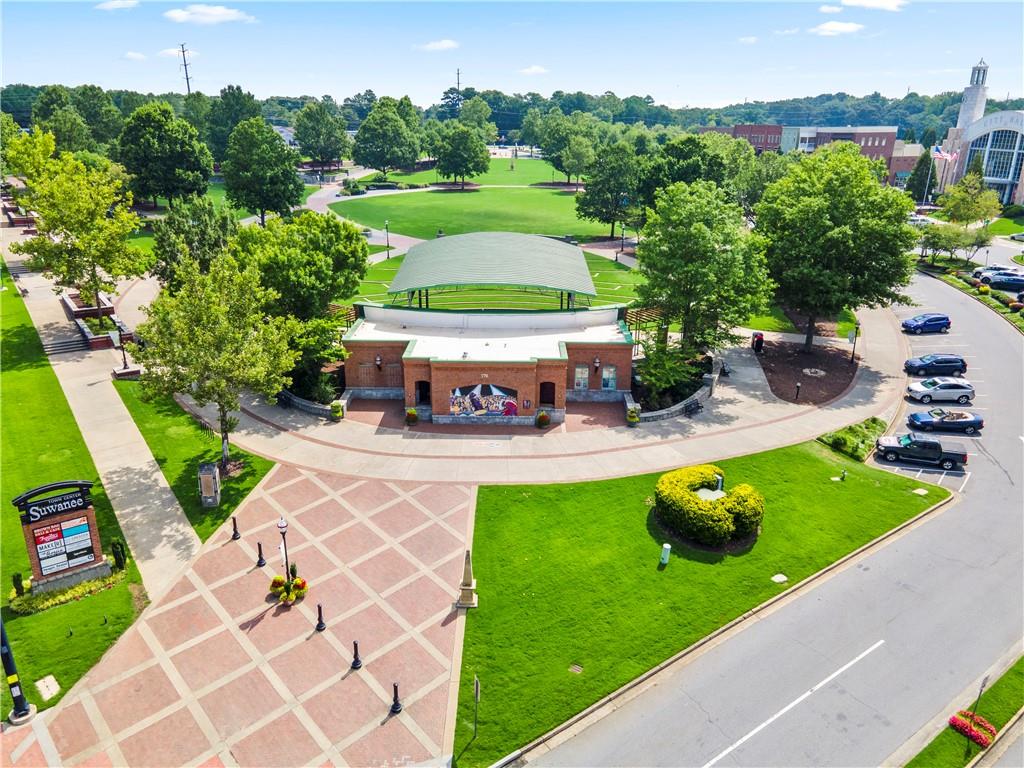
[907,408,984,434]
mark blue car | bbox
[902,313,951,335]
[908,408,984,435]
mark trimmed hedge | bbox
[654,465,765,547]
[818,416,888,461]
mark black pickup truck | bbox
[875,433,969,471]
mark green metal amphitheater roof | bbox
[387,232,597,297]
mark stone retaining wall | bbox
[277,390,333,418]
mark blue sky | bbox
[2,1,1022,109]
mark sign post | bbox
[1,617,35,725]
[473,674,481,738]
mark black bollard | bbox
[315,603,326,632]
[351,641,363,670]
[102,615,107,625]
[390,682,403,714]
[231,516,241,541]
[256,542,266,567]
[795,382,802,402]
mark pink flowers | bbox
[948,710,997,749]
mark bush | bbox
[978,285,991,295]
[1001,203,1024,218]
[329,400,344,421]
[342,177,359,190]
[992,291,1011,306]
[12,572,24,597]
[817,417,888,461]
[406,408,418,426]
[396,183,409,190]
[536,410,550,428]
[111,538,128,570]
[8,570,125,616]
[1010,302,1024,313]
[654,465,766,547]
[350,187,367,196]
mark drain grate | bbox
[569,664,583,674]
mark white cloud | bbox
[123,51,146,61]
[819,4,843,12]
[163,5,255,25]
[159,47,200,58]
[842,0,908,10]
[808,20,865,35]
[415,39,459,52]
[519,64,548,75]
[774,28,800,35]
[737,36,758,44]
[96,0,138,9]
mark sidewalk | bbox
[1,230,199,600]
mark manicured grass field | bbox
[128,231,154,253]
[330,187,610,242]
[989,215,1024,236]
[384,157,561,187]
[906,656,1024,768]
[351,251,640,309]
[1,266,143,714]
[453,442,949,766]
[745,305,798,333]
[113,381,274,542]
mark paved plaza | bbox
[3,465,474,768]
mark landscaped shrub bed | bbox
[817,417,888,461]
[8,570,126,616]
[939,272,1024,332]
[948,710,997,748]
[654,464,765,547]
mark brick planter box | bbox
[62,292,115,320]
[73,315,134,350]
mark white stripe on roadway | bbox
[700,640,886,768]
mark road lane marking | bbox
[958,472,972,493]
[700,640,886,768]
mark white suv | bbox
[906,377,975,404]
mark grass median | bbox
[1,266,144,715]
[113,381,274,542]
[454,441,950,766]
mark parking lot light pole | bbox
[850,321,861,364]
[384,220,390,256]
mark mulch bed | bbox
[757,341,858,404]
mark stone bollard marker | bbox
[455,550,479,609]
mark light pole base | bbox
[8,704,37,726]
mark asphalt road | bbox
[532,272,1023,768]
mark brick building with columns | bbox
[342,233,634,425]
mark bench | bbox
[683,400,703,417]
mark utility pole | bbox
[180,43,192,95]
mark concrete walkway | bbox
[1,229,199,600]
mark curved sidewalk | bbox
[186,305,910,484]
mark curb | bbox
[969,704,1024,768]
[915,267,1024,337]
[489,488,958,768]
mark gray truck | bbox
[875,433,969,471]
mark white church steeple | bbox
[957,59,989,128]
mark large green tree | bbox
[222,117,303,226]
[3,125,56,185]
[118,102,213,206]
[459,96,498,143]
[30,85,71,124]
[182,91,212,142]
[352,100,418,177]
[294,100,350,173]
[39,106,93,153]
[756,142,917,351]
[575,141,638,237]
[638,180,772,355]
[208,85,261,161]
[11,154,145,322]
[132,255,299,470]
[152,195,237,291]
[71,84,123,145]
[904,151,936,203]
[732,150,796,219]
[939,171,1001,224]
[561,134,595,191]
[435,123,490,189]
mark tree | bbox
[131,255,299,470]
[208,85,261,161]
[3,126,56,185]
[222,117,303,226]
[732,150,795,219]
[561,134,594,191]
[917,223,967,265]
[118,102,213,206]
[31,85,71,124]
[520,107,544,147]
[352,100,418,177]
[938,171,1002,224]
[904,151,936,203]
[182,91,212,141]
[903,126,916,143]
[0,113,22,177]
[435,123,490,189]
[11,154,145,322]
[575,141,638,237]
[439,87,462,120]
[459,96,497,143]
[962,225,993,266]
[293,100,350,173]
[638,180,772,355]
[756,142,917,351]
[39,106,93,153]
[967,152,985,177]
[920,127,937,148]
[71,85,123,145]
[152,195,237,291]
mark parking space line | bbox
[915,469,923,478]
[959,472,972,493]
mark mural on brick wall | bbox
[450,384,519,416]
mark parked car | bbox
[906,377,975,404]
[979,270,1024,285]
[1017,290,1024,302]
[903,353,967,376]
[908,214,930,227]
[1009,232,1024,242]
[908,408,984,434]
[901,313,951,334]
[987,273,1024,290]
[972,264,1018,278]
[875,433,969,470]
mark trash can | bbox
[198,462,221,508]
[752,332,764,353]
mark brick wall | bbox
[21,506,104,583]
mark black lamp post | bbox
[850,321,861,363]
[111,328,129,370]
[384,220,391,256]
[277,517,291,583]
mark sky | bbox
[2,1,1022,110]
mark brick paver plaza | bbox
[4,466,474,767]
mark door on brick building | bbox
[357,364,374,387]
[415,380,431,404]
[385,363,403,388]
[539,381,556,407]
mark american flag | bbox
[932,146,952,161]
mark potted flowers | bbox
[329,400,344,422]
[626,407,641,427]
[269,566,308,605]
[535,410,550,429]
[405,408,419,426]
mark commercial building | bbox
[888,140,925,187]
[342,233,634,425]
[709,123,899,171]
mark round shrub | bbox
[535,410,551,428]
[978,285,990,295]
[654,465,766,547]
[1010,302,1023,313]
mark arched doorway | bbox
[539,381,556,407]
[415,380,431,405]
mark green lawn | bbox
[330,187,610,242]
[351,251,640,309]
[383,157,561,187]
[745,305,798,333]
[906,656,1024,768]
[113,381,274,542]
[454,442,949,766]
[1,266,143,714]
[989,216,1024,236]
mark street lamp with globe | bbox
[277,517,291,584]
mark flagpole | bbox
[922,147,935,205]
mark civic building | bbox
[342,232,634,425]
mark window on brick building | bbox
[574,365,589,390]
[601,366,617,390]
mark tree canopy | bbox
[352,100,418,177]
[152,195,237,291]
[222,117,303,225]
[38,106,93,153]
[208,85,261,161]
[294,100,351,172]
[756,142,917,350]
[435,122,490,189]
[904,151,936,204]
[938,171,1002,224]
[575,141,639,237]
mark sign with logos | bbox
[12,481,102,585]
